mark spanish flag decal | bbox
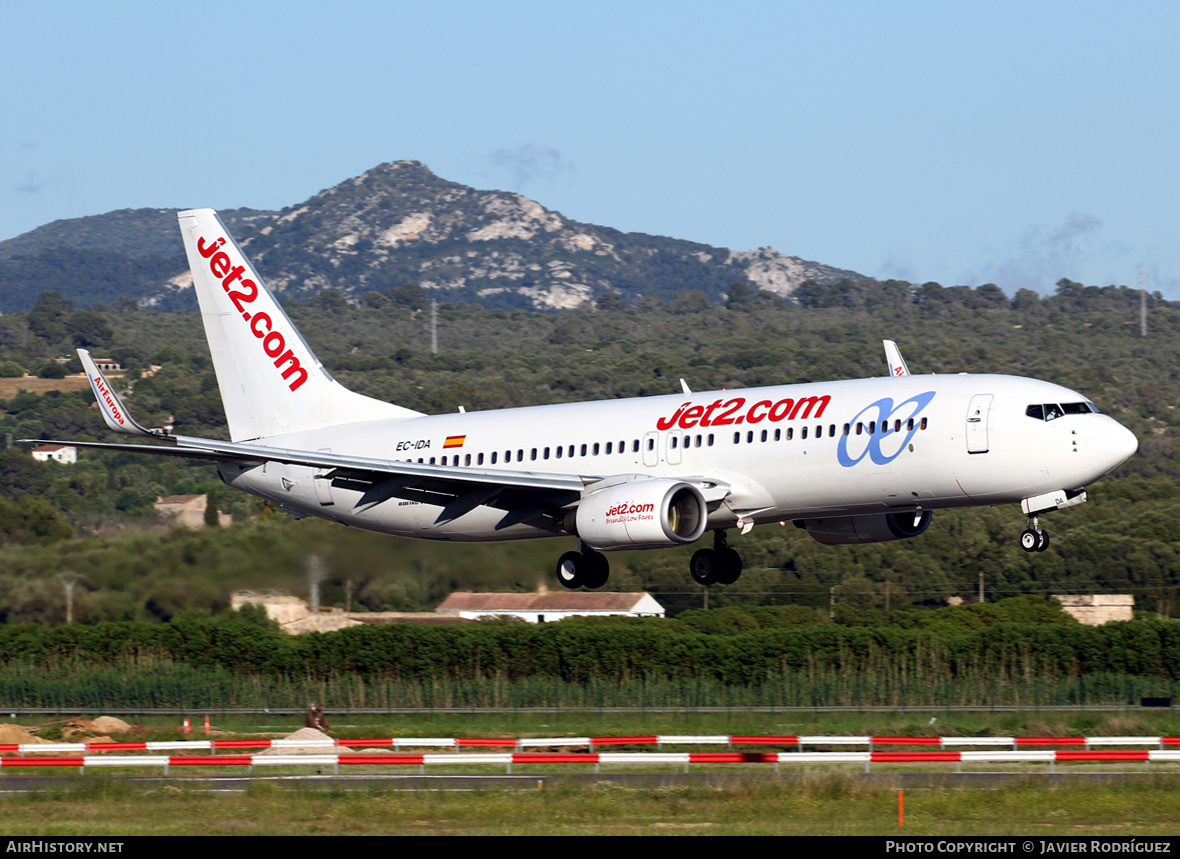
[443,435,466,449]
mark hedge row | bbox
[3,611,1180,684]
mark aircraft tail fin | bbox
[177,208,422,442]
[883,339,910,377]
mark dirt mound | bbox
[0,724,50,747]
[257,726,336,755]
[90,716,133,735]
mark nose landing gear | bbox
[689,529,743,585]
[1020,516,1050,553]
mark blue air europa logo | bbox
[836,392,936,467]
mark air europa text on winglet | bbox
[92,375,125,426]
[196,235,309,392]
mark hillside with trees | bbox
[0,277,1177,624]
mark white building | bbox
[31,444,77,465]
[435,591,665,624]
[1053,594,1134,625]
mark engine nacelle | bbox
[798,511,932,546]
[571,480,709,551]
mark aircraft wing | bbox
[35,352,731,530]
[29,434,730,530]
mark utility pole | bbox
[1139,271,1149,338]
[978,571,985,604]
[431,299,439,355]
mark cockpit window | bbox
[1027,402,1095,421]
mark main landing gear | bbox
[689,530,743,585]
[556,543,610,590]
[555,530,746,590]
[1020,516,1050,553]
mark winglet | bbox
[79,349,163,438]
[883,340,910,377]
[680,379,692,394]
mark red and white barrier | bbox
[4,734,1180,757]
[3,748,1180,774]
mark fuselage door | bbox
[665,430,683,466]
[965,394,993,454]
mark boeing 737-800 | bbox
[33,209,1139,589]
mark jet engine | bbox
[570,480,708,550]
[797,511,932,546]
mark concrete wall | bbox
[1053,594,1134,625]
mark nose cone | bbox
[1089,417,1138,476]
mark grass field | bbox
[4,776,1180,836]
[0,374,94,399]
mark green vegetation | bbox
[4,776,1180,836]
[1,279,1180,623]
[1,596,1178,709]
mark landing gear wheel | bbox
[690,548,718,585]
[691,530,745,585]
[715,547,743,584]
[556,551,584,589]
[581,550,610,589]
[1035,530,1050,552]
[556,548,610,589]
[1020,529,1040,553]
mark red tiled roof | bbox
[436,592,654,612]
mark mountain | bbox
[0,161,860,312]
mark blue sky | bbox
[5,1,1180,296]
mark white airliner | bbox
[36,209,1139,589]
